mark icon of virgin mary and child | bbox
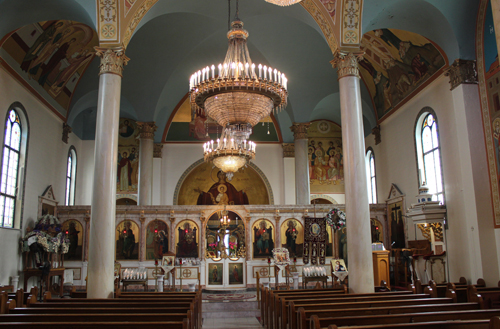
[195,171,249,205]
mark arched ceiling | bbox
[0,0,480,143]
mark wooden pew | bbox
[281,292,434,329]
[307,309,500,329]
[0,320,188,328]
[288,296,453,329]
[260,287,347,327]
[324,317,500,329]
[468,282,500,308]
[9,306,191,314]
[0,313,191,324]
[296,302,479,329]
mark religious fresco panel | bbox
[175,220,199,258]
[145,220,169,260]
[0,20,97,117]
[307,120,344,194]
[252,219,275,259]
[62,219,83,261]
[359,29,446,120]
[480,0,500,226]
[177,161,269,205]
[116,220,140,260]
[117,118,140,194]
[280,218,304,258]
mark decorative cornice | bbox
[136,121,157,140]
[153,143,163,158]
[290,122,311,140]
[282,143,295,157]
[95,46,130,77]
[372,125,381,145]
[123,0,160,48]
[62,123,72,144]
[330,51,364,79]
[444,59,478,91]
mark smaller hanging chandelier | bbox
[265,0,302,6]
[203,123,255,181]
[219,205,231,227]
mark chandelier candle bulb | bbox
[269,67,273,82]
[274,69,277,82]
[258,64,262,78]
[211,65,215,79]
[263,65,267,79]
[245,62,249,77]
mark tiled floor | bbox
[202,316,262,328]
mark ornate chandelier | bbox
[265,0,302,6]
[189,4,288,179]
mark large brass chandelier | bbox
[265,0,302,6]
[189,2,288,180]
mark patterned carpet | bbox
[203,293,256,301]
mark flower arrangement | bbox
[325,207,346,231]
[22,214,70,254]
[208,242,217,251]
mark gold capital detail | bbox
[290,122,311,140]
[153,143,163,158]
[444,59,478,91]
[282,143,295,157]
[136,121,157,140]
[95,47,130,77]
[330,51,364,79]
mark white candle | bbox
[274,69,277,82]
[211,140,214,149]
[251,63,256,78]
[206,66,210,79]
[243,140,246,149]
[217,138,220,148]
[231,62,236,77]
[202,68,206,81]
[197,70,201,84]
[224,63,228,77]
[211,65,215,79]
[231,138,234,149]
[245,62,249,77]
[278,71,281,84]
[269,67,273,82]
[263,65,267,79]
[218,64,222,78]
[224,138,227,148]
[258,64,262,78]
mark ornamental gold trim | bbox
[290,122,311,140]
[95,47,130,77]
[444,59,478,91]
[136,121,157,140]
[282,143,295,157]
[330,51,364,79]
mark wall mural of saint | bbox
[0,20,98,116]
[280,219,304,258]
[117,118,140,194]
[176,162,270,205]
[116,220,139,260]
[252,219,274,258]
[146,220,169,260]
[62,220,83,261]
[196,171,248,205]
[307,121,345,194]
[175,220,199,258]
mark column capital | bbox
[444,59,478,91]
[95,46,130,77]
[282,143,295,157]
[330,51,364,79]
[290,122,311,140]
[62,123,72,144]
[136,121,157,140]
[372,125,381,145]
[154,143,164,158]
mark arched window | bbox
[415,111,445,204]
[65,147,77,206]
[1,107,28,228]
[366,148,377,203]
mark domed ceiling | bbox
[0,0,479,142]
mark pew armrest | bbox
[310,315,321,329]
[445,288,458,303]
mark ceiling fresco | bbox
[359,28,447,120]
[0,20,97,118]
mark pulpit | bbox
[372,250,390,287]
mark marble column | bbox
[137,122,157,205]
[290,123,311,205]
[88,47,129,299]
[331,51,374,293]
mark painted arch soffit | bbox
[96,0,159,47]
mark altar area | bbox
[54,204,388,291]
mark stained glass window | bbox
[1,109,22,228]
[420,113,444,204]
[366,149,377,204]
[65,148,76,206]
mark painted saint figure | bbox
[195,171,248,205]
[285,220,298,257]
[254,220,273,256]
[233,265,239,282]
[118,151,132,191]
[123,229,135,259]
[177,222,198,257]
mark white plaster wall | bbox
[0,67,83,285]
[283,157,296,204]
[364,74,500,283]
[162,143,284,205]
